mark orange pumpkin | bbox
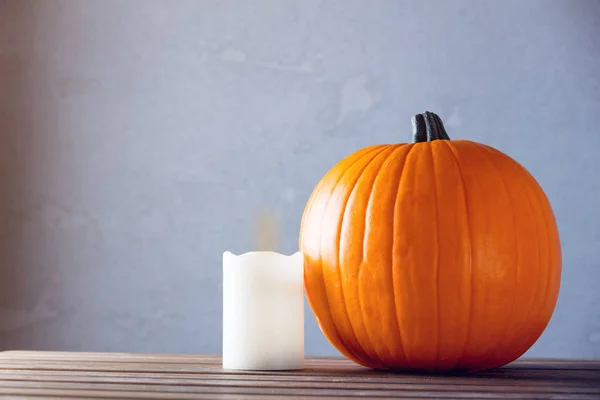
[299,112,561,372]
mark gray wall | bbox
[1,0,599,358]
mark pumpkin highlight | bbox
[299,112,561,372]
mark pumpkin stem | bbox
[412,111,451,143]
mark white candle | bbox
[222,251,304,370]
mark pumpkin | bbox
[299,111,561,372]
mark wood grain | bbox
[0,352,598,399]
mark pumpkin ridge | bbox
[335,146,394,368]
[385,144,416,369]
[357,144,410,368]
[442,140,474,370]
[312,145,387,366]
[499,146,561,316]
[361,146,404,262]
[391,143,428,369]
[323,146,390,367]
[497,148,557,362]
[362,149,400,367]
[533,178,561,317]
[526,185,559,355]
[473,146,543,369]
[468,142,521,369]
[388,144,416,369]
[513,176,544,361]
[429,143,441,370]
[300,145,383,240]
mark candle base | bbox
[223,356,304,371]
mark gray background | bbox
[1,0,599,358]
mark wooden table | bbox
[0,352,599,399]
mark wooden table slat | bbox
[3,368,599,389]
[2,372,600,395]
[1,351,598,399]
[3,351,599,369]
